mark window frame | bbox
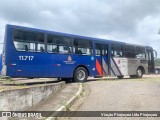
[12,29,45,53]
[124,45,136,58]
[95,43,108,56]
[73,38,93,56]
[135,46,146,59]
[111,44,124,57]
[46,34,73,54]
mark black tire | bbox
[136,68,143,78]
[73,67,88,82]
[117,75,124,79]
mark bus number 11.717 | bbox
[19,56,34,61]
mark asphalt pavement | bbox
[66,76,160,120]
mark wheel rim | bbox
[77,70,85,81]
[137,69,142,77]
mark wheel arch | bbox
[73,65,90,77]
[137,66,145,74]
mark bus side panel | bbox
[113,58,128,76]
[110,57,122,77]
[95,56,103,76]
[102,56,109,76]
[52,54,76,78]
[7,66,16,77]
[75,55,96,77]
[15,65,41,78]
[12,54,76,78]
[3,25,13,76]
[94,56,109,76]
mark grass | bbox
[0,76,11,79]
[2,79,16,84]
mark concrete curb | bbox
[46,83,83,120]
[0,81,65,111]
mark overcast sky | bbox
[0,0,160,57]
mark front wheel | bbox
[136,68,143,78]
[73,67,88,82]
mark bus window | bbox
[47,45,57,53]
[13,41,36,52]
[111,44,123,57]
[124,45,135,58]
[37,34,45,52]
[56,36,72,54]
[24,44,29,51]
[47,35,57,53]
[55,36,72,46]
[47,35,72,54]
[59,46,72,54]
[29,43,36,52]
[37,44,45,52]
[95,44,108,56]
[96,49,101,56]
[135,46,145,59]
[113,51,123,57]
[13,30,44,52]
[73,39,93,55]
[14,41,26,51]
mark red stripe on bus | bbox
[96,59,103,76]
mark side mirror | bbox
[153,50,157,59]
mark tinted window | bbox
[14,41,36,52]
[47,45,57,53]
[37,44,45,52]
[74,38,92,48]
[55,36,72,45]
[13,30,44,52]
[125,45,135,52]
[46,35,72,54]
[96,43,108,56]
[111,44,123,57]
[14,30,43,42]
[37,34,44,43]
[135,46,146,59]
[47,35,56,44]
[14,30,26,40]
[124,45,135,58]
[59,46,72,54]
[73,38,93,55]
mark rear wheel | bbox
[136,68,143,78]
[73,67,88,82]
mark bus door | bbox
[95,43,109,76]
[146,48,157,73]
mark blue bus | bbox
[1,25,157,82]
